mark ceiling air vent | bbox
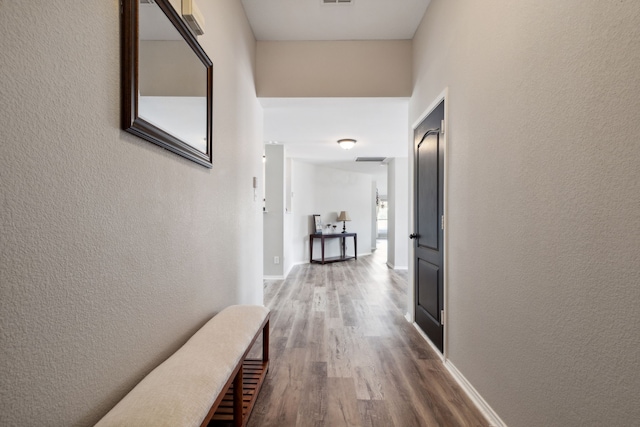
[356,157,387,162]
[323,0,353,4]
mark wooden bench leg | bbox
[233,366,243,427]
[263,320,269,363]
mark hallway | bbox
[248,244,488,426]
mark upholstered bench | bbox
[95,305,270,427]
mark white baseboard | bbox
[283,264,294,280]
[444,361,507,427]
[408,320,506,427]
[411,322,444,362]
[386,262,408,270]
[267,261,308,282]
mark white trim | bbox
[411,321,444,362]
[386,262,408,270]
[283,264,294,280]
[444,361,507,427]
[412,88,449,128]
[409,87,449,358]
[263,275,285,280]
[409,318,506,427]
[281,261,308,280]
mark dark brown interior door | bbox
[412,100,444,352]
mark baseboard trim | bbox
[283,264,294,280]
[408,320,505,427]
[386,262,408,270]
[444,361,507,427]
[411,322,444,362]
[263,275,284,280]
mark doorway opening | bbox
[377,197,388,239]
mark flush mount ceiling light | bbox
[337,139,356,150]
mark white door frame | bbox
[407,87,449,358]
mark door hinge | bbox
[441,215,444,230]
[441,119,445,135]
[440,310,445,325]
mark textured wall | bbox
[0,1,263,426]
[409,1,640,426]
[263,144,285,277]
[256,40,413,97]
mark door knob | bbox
[409,233,420,239]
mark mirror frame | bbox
[122,0,213,168]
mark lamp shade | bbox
[337,211,351,222]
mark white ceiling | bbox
[241,0,430,41]
[241,0,429,177]
[259,95,411,176]
[262,97,409,172]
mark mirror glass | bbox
[138,2,207,153]
[122,0,213,167]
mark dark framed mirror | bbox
[122,0,213,168]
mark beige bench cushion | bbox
[95,305,269,427]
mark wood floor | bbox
[247,242,489,427]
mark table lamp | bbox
[337,211,351,233]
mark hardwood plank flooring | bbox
[247,241,489,427]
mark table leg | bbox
[321,236,325,264]
[354,235,357,260]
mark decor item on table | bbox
[313,214,322,234]
[326,224,333,233]
[332,225,337,233]
[337,211,351,233]
[337,139,356,150]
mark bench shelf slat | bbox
[208,359,269,427]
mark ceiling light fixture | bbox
[337,139,356,150]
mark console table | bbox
[309,232,357,264]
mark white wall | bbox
[371,181,378,251]
[263,144,285,277]
[0,1,263,425]
[410,1,640,426]
[256,40,413,97]
[290,161,317,264]
[289,161,374,264]
[282,210,294,278]
[387,158,409,269]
